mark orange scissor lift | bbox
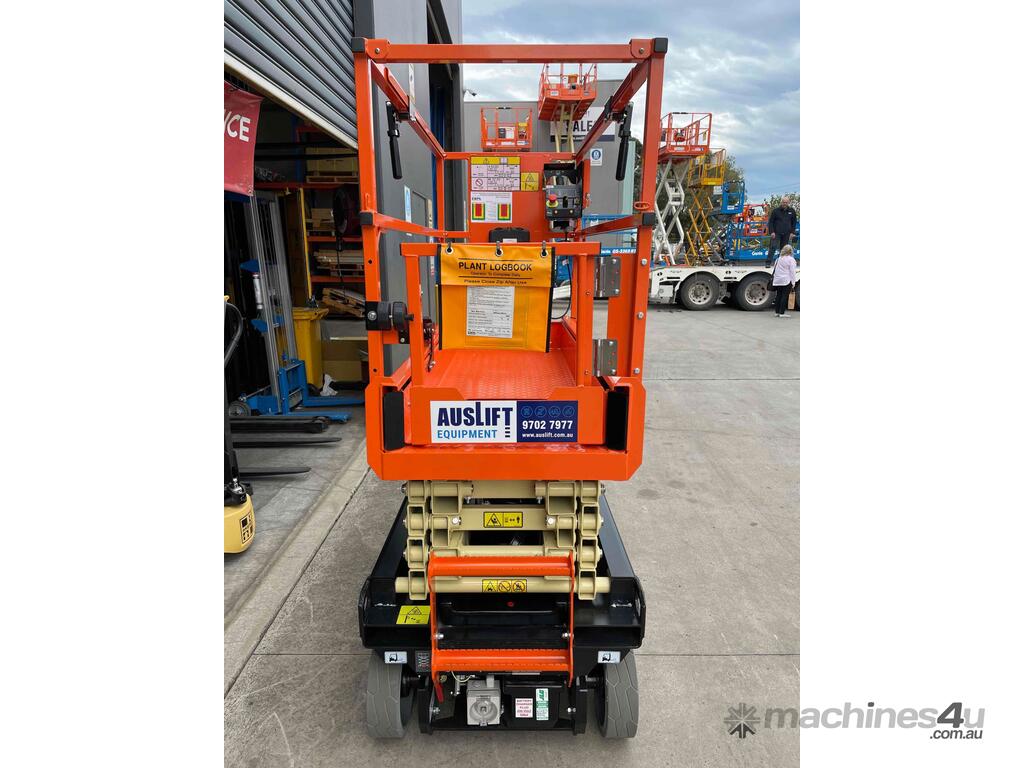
[353,36,667,738]
[480,107,533,151]
[653,112,712,263]
[538,63,598,152]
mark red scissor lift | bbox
[353,36,667,739]
[480,106,533,151]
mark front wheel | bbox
[599,652,639,738]
[366,652,414,738]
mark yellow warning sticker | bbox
[396,605,430,625]
[483,511,523,528]
[482,579,528,593]
[520,171,539,191]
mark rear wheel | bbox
[366,652,414,738]
[734,273,775,311]
[677,274,721,311]
[599,652,639,738]
[792,281,800,311]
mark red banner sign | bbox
[224,83,263,195]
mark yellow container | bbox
[292,307,329,386]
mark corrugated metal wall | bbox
[224,0,358,147]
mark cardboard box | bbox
[310,208,335,228]
[321,338,368,384]
[307,148,358,176]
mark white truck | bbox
[648,262,800,311]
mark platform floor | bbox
[224,303,800,767]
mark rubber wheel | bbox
[366,652,413,738]
[227,400,251,417]
[792,281,800,311]
[734,273,775,311]
[677,274,721,311]
[599,652,639,738]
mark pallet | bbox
[305,174,358,184]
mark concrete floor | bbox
[224,304,799,767]
[224,408,366,618]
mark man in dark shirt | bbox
[767,196,798,259]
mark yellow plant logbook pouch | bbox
[439,244,554,351]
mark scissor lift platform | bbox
[359,495,645,733]
[537,63,598,121]
[657,112,712,163]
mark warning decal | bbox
[470,155,521,191]
[482,579,528,593]
[239,510,254,544]
[483,511,523,528]
[396,605,430,624]
[469,191,513,223]
[520,171,539,191]
[515,698,534,718]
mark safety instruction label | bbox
[535,688,549,721]
[483,511,523,528]
[396,605,430,625]
[239,511,254,544]
[430,400,578,443]
[482,579,528,593]
[470,191,512,223]
[515,698,534,718]
[466,285,514,338]
[520,171,539,191]
[470,155,521,191]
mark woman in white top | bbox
[771,245,798,318]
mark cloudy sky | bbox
[460,0,799,202]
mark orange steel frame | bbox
[354,38,666,483]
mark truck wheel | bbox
[677,274,721,311]
[599,652,639,738]
[793,281,800,311]
[734,274,775,311]
[366,652,413,738]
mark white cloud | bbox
[460,0,800,201]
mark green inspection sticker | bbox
[535,688,549,721]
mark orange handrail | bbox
[428,554,575,683]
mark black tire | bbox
[792,281,800,312]
[677,274,721,311]
[734,273,775,311]
[599,652,639,738]
[366,652,413,738]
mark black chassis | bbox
[357,496,646,732]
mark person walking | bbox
[772,244,798,317]
[767,196,798,258]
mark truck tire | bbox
[366,652,413,738]
[599,652,639,738]
[792,281,800,311]
[676,273,721,311]
[734,273,775,311]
